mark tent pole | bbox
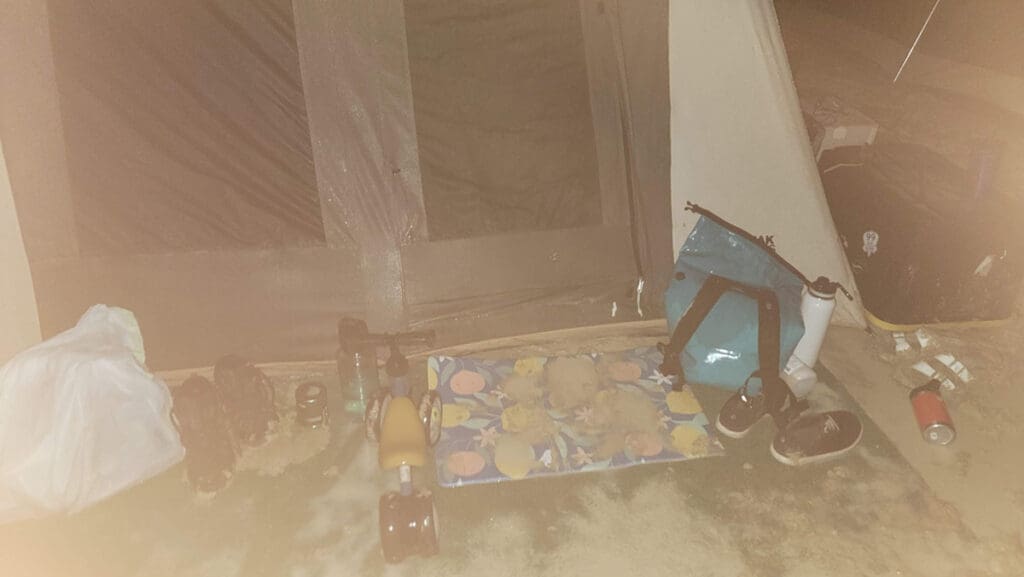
[893,0,943,84]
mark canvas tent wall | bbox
[1,0,675,370]
[668,0,863,327]
[0,140,41,364]
[1,0,861,370]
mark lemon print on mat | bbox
[494,435,535,479]
[671,424,708,455]
[513,357,545,377]
[666,388,701,415]
[441,403,471,428]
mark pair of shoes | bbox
[171,375,237,493]
[213,355,278,447]
[716,389,862,466]
[171,356,278,494]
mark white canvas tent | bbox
[0,0,862,369]
[668,0,863,326]
[0,141,41,363]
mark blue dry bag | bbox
[663,205,806,392]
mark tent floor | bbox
[3,321,1021,577]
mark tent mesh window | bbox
[406,0,605,241]
[48,0,324,256]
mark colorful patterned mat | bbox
[429,347,724,487]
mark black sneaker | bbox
[172,375,237,493]
[770,410,863,466]
[715,390,769,439]
[213,355,278,447]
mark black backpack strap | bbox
[659,274,732,389]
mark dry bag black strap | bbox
[755,286,781,379]
[752,288,807,427]
[659,274,806,425]
[658,275,732,388]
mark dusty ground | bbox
[2,321,1022,577]
[823,321,1024,542]
[777,0,1024,547]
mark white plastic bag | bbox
[0,305,184,523]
